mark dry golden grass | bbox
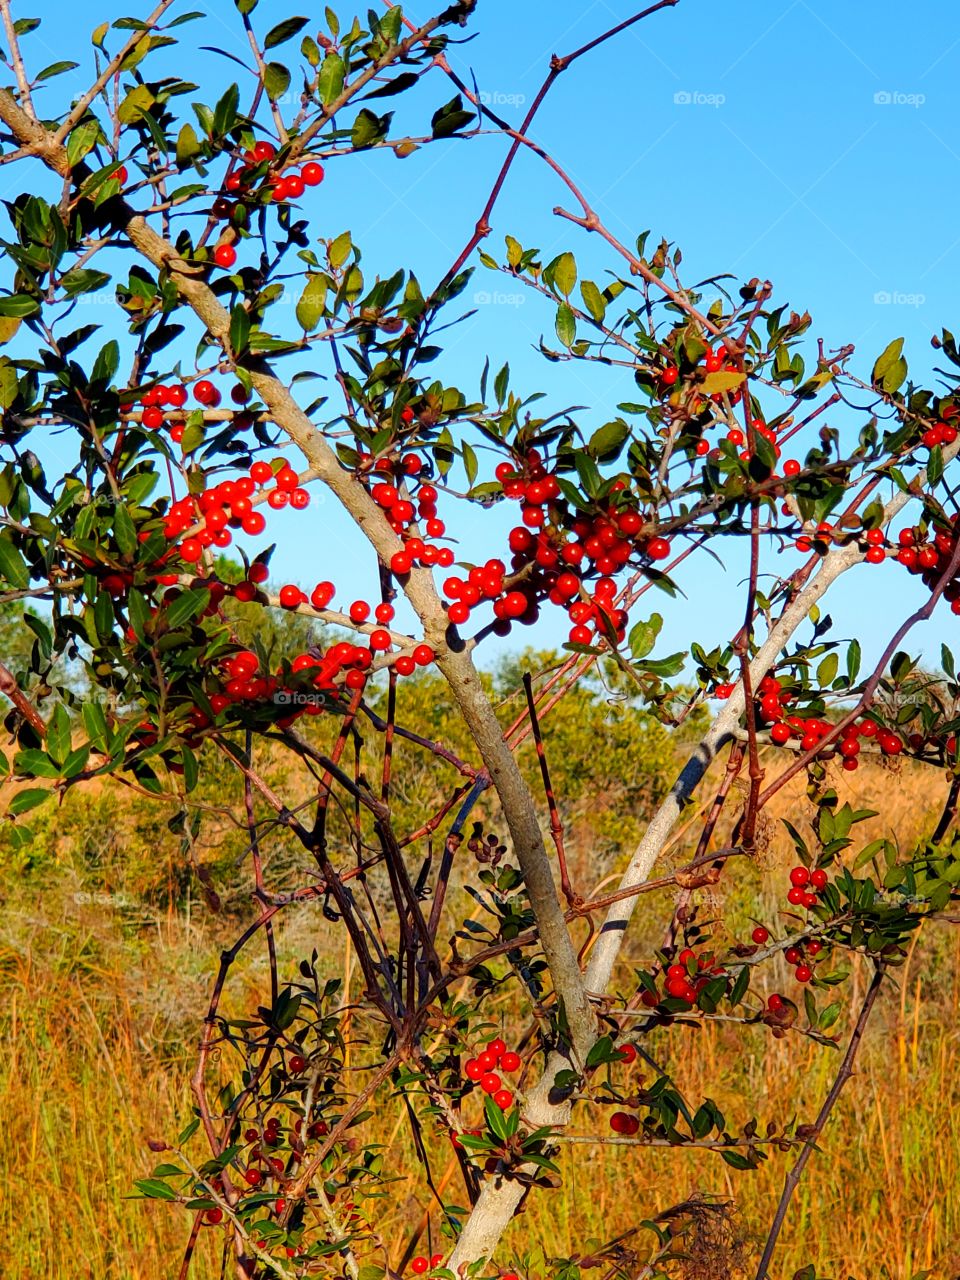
[1,752,958,1280]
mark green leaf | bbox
[66,117,102,167]
[91,340,120,386]
[700,370,746,396]
[351,108,390,148]
[229,304,250,356]
[0,295,40,318]
[484,1094,510,1142]
[0,316,21,347]
[264,16,309,47]
[431,95,475,138]
[296,274,327,331]
[263,62,291,101]
[328,231,352,269]
[628,613,662,661]
[816,652,839,686]
[37,61,79,81]
[872,337,907,395]
[47,704,71,766]
[164,588,210,629]
[0,533,29,588]
[134,1178,178,1201]
[580,279,606,323]
[555,302,576,348]
[318,52,345,107]
[176,123,202,164]
[551,252,577,297]
[589,418,629,460]
[8,787,49,815]
[113,503,137,555]
[13,749,61,779]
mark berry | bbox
[615,1042,637,1064]
[768,993,784,1012]
[488,1037,506,1057]
[789,866,810,888]
[289,1055,307,1074]
[214,244,237,268]
[784,947,802,965]
[302,162,325,185]
[411,1259,429,1275]
[499,1051,521,1072]
[647,536,671,560]
[253,140,276,162]
[204,1207,223,1224]
[810,868,828,890]
[751,926,769,945]
[795,964,813,983]
[493,1088,513,1109]
[610,1111,640,1135]
[480,1072,501,1094]
[279,585,302,609]
[464,1059,483,1081]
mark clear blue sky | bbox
[10,1,960,672]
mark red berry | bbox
[647,536,671,560]
[214,244,237,268]
[204,1207,223,1224]
[751,926,769,945]
[768,994,784,1012]
[810,868,828,890]
[493,1088,514,1109]
[661,366,679,386]
[795,964,813,983]
[499,1051,521,1072]
[413,644,434,667]
[289,1054,307,1074]
[279,585,302,609]
[349,600,370,623]
[615,1042,637,1064]
[610,1111,640,1135]
[464,1059,483,1081]
[302,162,325,186]
[411,1258,429,1275]
[789,866,810,888]
[480,1072,501,1094]
[784,947,802,965]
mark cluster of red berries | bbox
[463,1037,521,1110]
[434,450,671,642]
[894,522,960,616]
[784,864,830,911]
[750,923,823,985]
[638,947,727,1009]
[161,458,309,558]
[223,140,326,203]
[713,675,904,771]
[409,1256,445,1275]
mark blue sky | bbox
[9,0,960,673]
